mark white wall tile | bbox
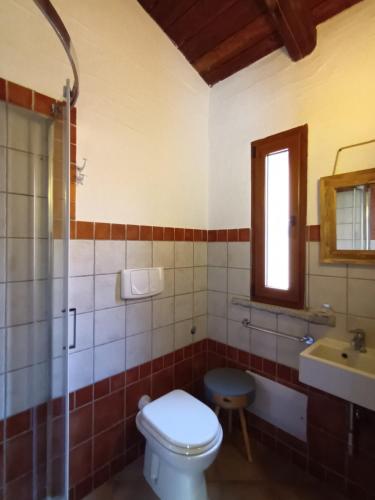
[208,267,227,292]
[308,242,347,277]
[152,325,174,358]
[0,148,4,192]
[153,297,174,328]
[0,193,5,237]
[0,104,6,147]
[308,312,347,343]
[52,312,94,357]
[95,306,125,345]
[7,150,48,197]
[175,319,193,349]
[175,294,193,322]
[127,241,152,269]
[0,329,5,374]
[348,279,375,318]
[70,240,94,277]
[250,309,277,330]
[277,315,308,337]
[0,240,5,282]
[251,330,277,361]
[175,268,193,295]
[7,322,48,371]
[95,274,122,310]
[7,238,48,281]
[95,240,125,275]
[228,268,250,296]
[194,242,207,266]
[228,320,250,351]
[348,265,375,280]
[153,241,174,268]
[207,315,227,343]
[194,291,207,316]
[126,300,152,336]
[7,106,48,155]
[208,242,227,267]
[228,294,250,322]
[175,242,193,268]
[207,291,227,318]
[157,268,174,299]
[309,275,347,314]
[70,348,94,391]
[94,339,125,382]
[126,331,151,369]
[7,280,47,325]
[70,276,94,313]
[53,239,64,278]
[276,337,304,369]
[194,266,207,291]
[6,367,38,416]
[193,315,207,342]
[7,193,33,238]
[0,284,4,327]
[228,242,250,269]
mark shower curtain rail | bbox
[241,318,315,345]
[33,0,79,107]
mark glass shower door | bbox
[0,86,70,499]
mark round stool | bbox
[204,368,256,462]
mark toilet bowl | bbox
[136,389,223,500]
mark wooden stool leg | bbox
[215,405,220,417]
[228,409,233,433]
[239,408,252,463]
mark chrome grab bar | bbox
[33,0,79,107]
[241,318,315,345]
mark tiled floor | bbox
[85,434,346,500]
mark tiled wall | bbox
[206,339,375,500]
[65,237,208,395]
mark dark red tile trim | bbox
[307,225,321,242]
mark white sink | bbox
[299,337,375,411]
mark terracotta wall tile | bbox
[94,223,111,240]
[8,82,32,109]
[126,378,151,417]
[71,124,77,145]
[151,367,173,400]
[228,229,239,241]
[110,373,125,392]
[0,78,5,101]
[94,391,124,435]
[6,431,33,482]
[75,386,93,409]
[217,229,228,242]
[34,92,55,117]
[174,358,192,388]
[152,226,163,240]
[126,225,139,240]
[140,225,152,240]
[76,221,94,240]
[71,106,77,126]
[70,440,92,486]
[94,379,110,400]
[93,424,124,471]
[70,405,93,448]
[111,224,126,240]
[6,410,31,439]
[174,228,185,241]
[208,230,217,242]
[126,367,139,386]
[184,229,193,241]
[239,228,251,241]
[163,227,174,241]
[307,225,320,242]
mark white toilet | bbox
[136,389,223,500]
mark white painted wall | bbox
[0,0,209,227]
[209,0,375,228]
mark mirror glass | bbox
[336,184,375,250]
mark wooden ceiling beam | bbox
[193,14,275,74]
[263,0,317,61]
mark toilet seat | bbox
[137,389,221,456]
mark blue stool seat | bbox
[204,368,256,462]
[204,368,256,406]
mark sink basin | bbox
[299,337,375,411]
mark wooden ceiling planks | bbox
[137,0,363,85]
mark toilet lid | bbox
[140,390,220,452]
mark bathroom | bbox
[0,0,374,499]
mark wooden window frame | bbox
[251,125,308,309]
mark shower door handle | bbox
[68,307,77,350]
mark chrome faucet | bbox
[350,329,367,353]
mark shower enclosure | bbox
[0,84,72,498]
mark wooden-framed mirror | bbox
[320,168,375,264]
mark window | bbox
[251,125,307,309]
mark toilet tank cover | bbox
[141,390,219,449]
